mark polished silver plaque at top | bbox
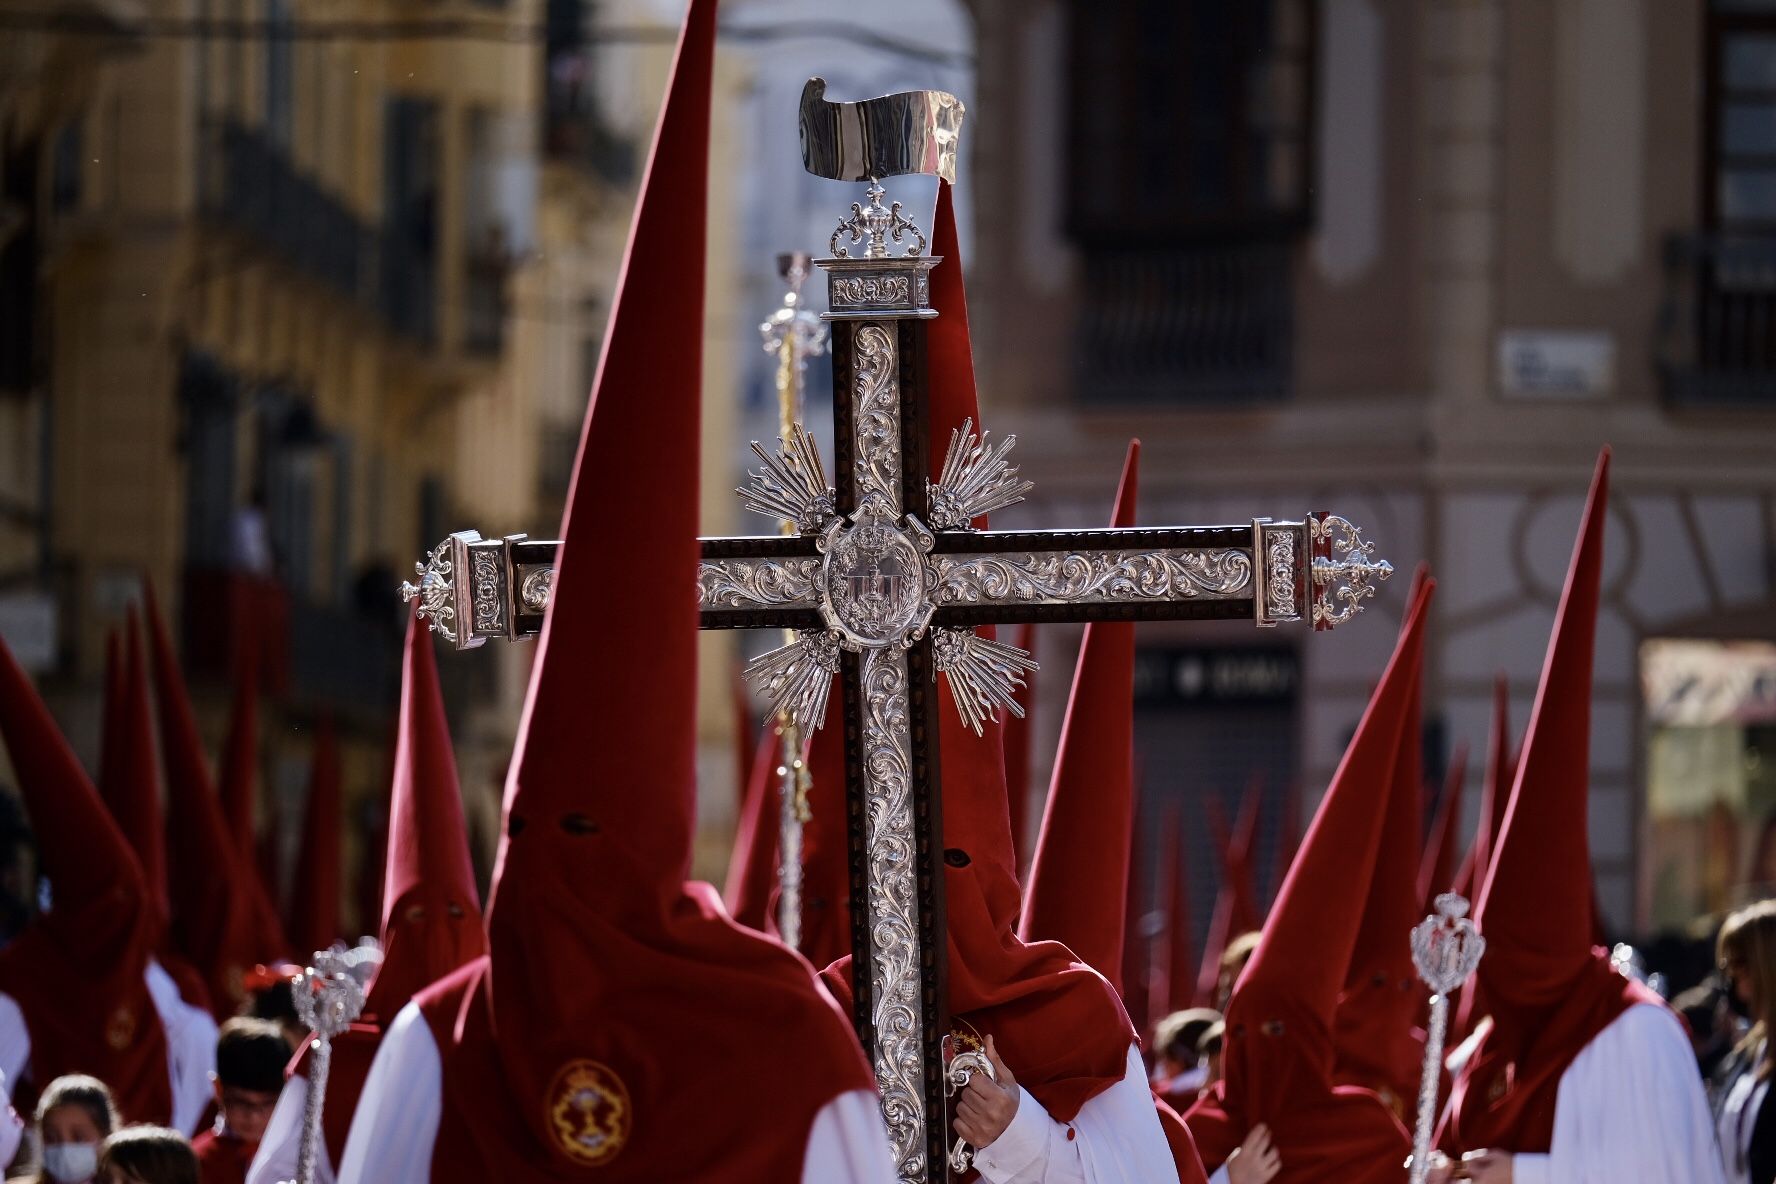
[799,77,964,184]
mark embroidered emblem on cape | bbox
[546,1059,631,1166]
[106,1005,137,1051]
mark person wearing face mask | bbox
[27,1075,118,1184]
[1712,900,1776,1184]
[97,1125,198,1184]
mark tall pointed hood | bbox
[1162,809,1196,1015]
[1444,449,1655,1156]
[365,613,485,1019]
[0,634,172,1122]
[1119,821,1155,1035]
[1454,674,1514,901]
[722,722,783,932]
[1184,584,1429,1181]
[1332,574,1433,1109]
[1003,620,1037,869]
[411,7,873,1176]
[114,611,171,934]
[1018,441,1140,987]
[289,716,343,956]
[98,629,125,810]
[926,180,1134,1120]
[1195,788,1260,1006]
[144,583,282,1011]
[219,643,260,865]
[1418,741,1469,910]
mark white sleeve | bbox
[0,993,27,1093]
[971,1045,1177,1184]
[1208,1168,1230,1184]
[336,1003,440,1184]
[1517,1003,1729,1184]
[800,1088,899,1184]
[143,960,219,1136]
[246,1075,331,1184]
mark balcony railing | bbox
[463,251,508,356]
[200,120,438,347]
[1075,244,1293,404]
[1658,233,1776,404]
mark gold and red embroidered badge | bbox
[106,1005,137,1051]
[546,1059,631,1167]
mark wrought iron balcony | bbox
[1075,243,1293,404]
[200,120,438,347]
[1658,233,1776,405]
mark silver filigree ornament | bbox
[1311,514,1394,628]
[831,182,928,260]
[944,1042,997,1174]
[739,423,840,535]
[926,417,1035,532]
[291,948,368,1184]
[1406,893,1486,1184]
[742,630,842,737]
[931,628,1037,736]
[399,544,458,644]
[931,548,1251,607]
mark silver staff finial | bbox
[1406,894,1487,1184]
[291,948,369,1184]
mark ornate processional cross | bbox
[402,80,1393,1184]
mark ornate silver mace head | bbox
[292,948,368,1044]
[1411,892,1487,997]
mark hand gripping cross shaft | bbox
[1408,893,1487,1184]
[290,951,367,1184]
[401,80,1395,1184]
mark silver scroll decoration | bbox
[1312,513,1394,628]
[698,558,824,613]
[944,1041,997,1174]
[931,548,1252,607]
[400,541,459,645]
[1407,893,1486,1184]
[291,948,368,1184]
[862,644,925,1181]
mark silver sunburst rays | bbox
[739,424,1037,736]
[927,418,1034,531]
[932,629,1039,736]
[738,423,840,535]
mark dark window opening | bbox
[1065,0,1316,404]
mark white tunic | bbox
[970,1045,1178,1184]
[144,959,220,1137]
[1505,1003,1726,1184]
[0,970,215,1137]
[336,1002,899,1184]
[245,1073,324,1184]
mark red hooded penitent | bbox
[1441,449,1659,1155]
[0,635,171,1122]
[1183,583,1429,1182]
[302,611,488,1167]
[410,3,875,1176]
[1331,570,1432,1112]
[1019,440,1140,988]
[144,585,286,1013]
